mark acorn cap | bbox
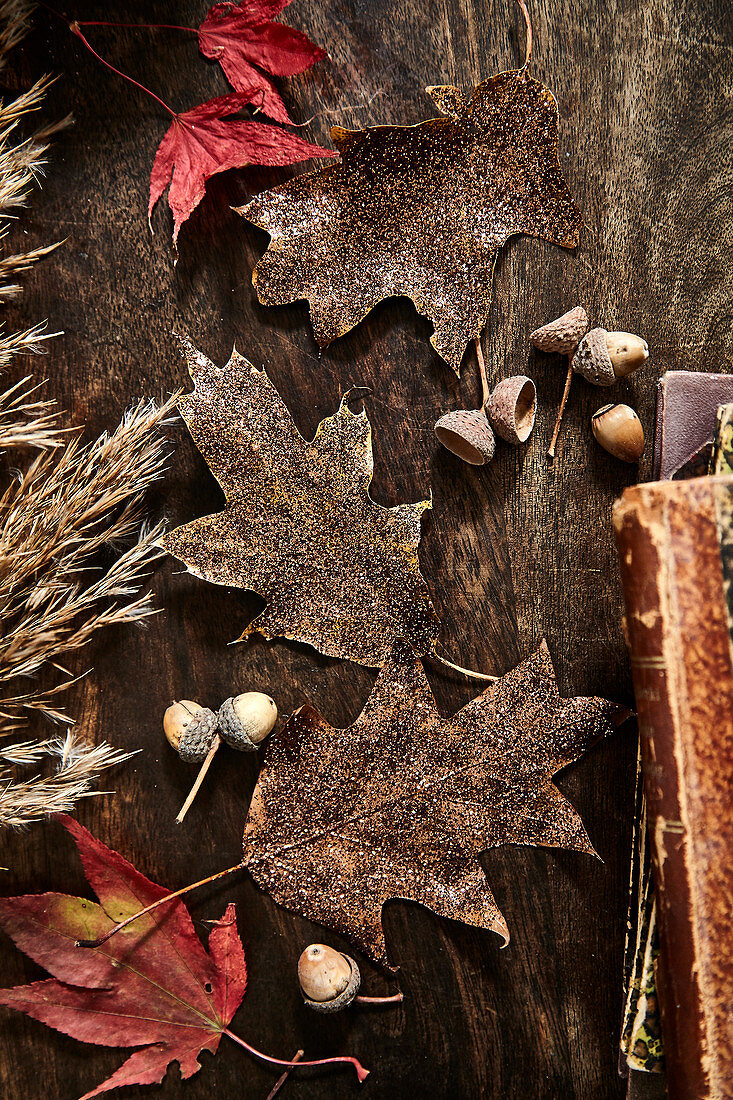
[218,691,277,751]
[298,944,361,1013]
[572,327,616,386]
[487,376,536,444]
[164,701,219,764]
[530,306,588,355]
[434,408,496,465]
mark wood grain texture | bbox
[0,0,730,1097]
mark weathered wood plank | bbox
[0,0,730,1096]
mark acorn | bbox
[298,944,361,1013]
[572,328,649,386]
[434,408,496,465]
[219,691,278,751]
[163,701,218,764]
[487,376,536,444]
[530,306,588,355]
[591,403,645,462]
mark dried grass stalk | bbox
[0,732,137,829]
[0,1,174,826]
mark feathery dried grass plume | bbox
[0,1,174,827]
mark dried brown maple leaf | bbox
[237,69,582,375]
[242,640,629,965]
[161,337,439,666]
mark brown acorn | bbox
[572,328,649,386]
[298,944,361,1013]
[591,403,645,462]
[487,376,536,444]
[530,306,588,355]
[163,701,218,764]
[434,408,496,465]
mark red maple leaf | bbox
[199,1,327,122]
[148,89,336,245]
[0,816,366,1096]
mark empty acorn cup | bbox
[434,408,496,466]
[487,376,537,444]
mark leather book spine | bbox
[613,477,733,1100]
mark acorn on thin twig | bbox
[218,691,278,751]
[487,376,536,444]
[168,691,278,825]
[164,701,218,763]
[531,305,649,460]
[297,943,404,1013]
[572,329,649,386]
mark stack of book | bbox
[614,372,733,1100]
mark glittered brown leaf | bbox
[243,640,628,965]
[161,338,439,666]
[237,69,582,375]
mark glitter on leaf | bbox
[161,337,440,667]
[243,640,629,965]
[238,69,582,375]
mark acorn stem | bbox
[75,862,244,948]
[547,359,574,460]
[265,1049,304,1100]
[429,648,498,682]
[475,338,490,409]
[176,736,220,824]
[354,992,405,1006]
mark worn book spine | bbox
[613,477,733,1100]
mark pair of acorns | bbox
[530,306,648,462]
[298,943,402,1012]
[164,692,278,822]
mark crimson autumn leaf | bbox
[242,640,629,965]
[0,819,368,1094]
[160,337,440,667]
[0,815,247,1098]
[239,69,582,375]
[149,89,336,245]
[199,0,327,123]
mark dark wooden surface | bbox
[1,1,731,1097]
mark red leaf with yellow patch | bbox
[0,815,245,1098]
[0,816,367,1093]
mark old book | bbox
[619,742,664,1081]
[710,404,733,476]
[654,372,733,479]
[613,477,733,1099]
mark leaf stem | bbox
[429,649,498,682]
[68,21,178,117]
[223,1029,369,1083]
[176,737,221,824]
[515,0,533,70]
[265,1050,304,1100]
[76,21,197,33]
[475,337,490,409]
[75,862,244,948]
[547,359,573,460]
